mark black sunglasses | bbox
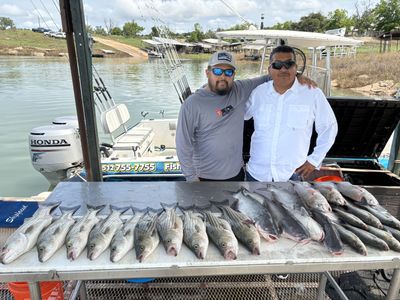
[270,60,296,70]
[211,68,235,77]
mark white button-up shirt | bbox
[245,78,338,182]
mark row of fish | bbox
[230,181,400,257]
[1,181,400,264]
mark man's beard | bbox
[210,79,232,95]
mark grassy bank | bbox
[0,29,121,56]
[331,51,400,88]
[0,29,67,55]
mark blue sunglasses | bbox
[211,68,235,77]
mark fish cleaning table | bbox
[1,181,400,299]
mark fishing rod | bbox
[31,0,117,114]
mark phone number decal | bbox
[102,162,181,174]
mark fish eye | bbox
[193,244,198,249]
[111,246,116,251]
[167,239,171,243]
[89,244,94,249]
[221,242,226,248]
[140,246,144,251]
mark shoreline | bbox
[1,45,398,99]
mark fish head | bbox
[245,236,261,255]
[110,244,124,263]
[190,235,209,259]
[37,243,54,263]
[135,236,155,263]
[218,237,237,260]
[163,233,182,256]
[66,238,84,261]
[0,234,26,264]
[87,237,107,261]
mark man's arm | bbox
[236,75,270,102]
[307,90,338,169]
[176,102,199,181]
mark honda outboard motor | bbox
[29,116,83,186]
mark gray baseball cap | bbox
[208,51,236,69]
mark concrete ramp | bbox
[94,37,148,58]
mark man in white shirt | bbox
[245,45,338,182]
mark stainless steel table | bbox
[1,182,399,299]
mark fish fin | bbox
[194,224,202,233]
[53,226,61,235]
[299,207,309,217]
[102,226,111,235]
[79,225,87,232]
[231,199,239,211]
[40,202,61,213]
[124,228,133,237]
[24,224,35,234]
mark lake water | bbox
[0,56,386,197]
[0,56,267,197]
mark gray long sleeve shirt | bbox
[176,76,269,181]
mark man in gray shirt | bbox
[176,51,266,181]
[176,50,313,181]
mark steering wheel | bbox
[293,47,306,75]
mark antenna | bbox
[260,13,264,29]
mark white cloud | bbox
[0,4,25,16]
[6,0,380,32]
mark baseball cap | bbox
[208,51,236,69]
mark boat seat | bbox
[100,104,130,135]
[113,127,155,157]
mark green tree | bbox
[227,23,255,30]
[150,26,159,37]
[122,20,144,37]
[187,23,204,42]
[110,27,122,35]
[326,9,354,31]
[374,0,400,32]
[94,26,107,35]
[352,0,377,35]
[204,29,217,39]
[271,21,296,30]
[86,25,94,34]
[294,12,328,32]
[0,17,15,30]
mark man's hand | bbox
[297,75,317,89]
[295,161,316,179]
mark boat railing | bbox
[302,65,331,96]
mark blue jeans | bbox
[245,171,302,182]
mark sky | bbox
[0,0,379,33]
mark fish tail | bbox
[87,204,107,214]
[110,205,131,214]
[59,205,81,215]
